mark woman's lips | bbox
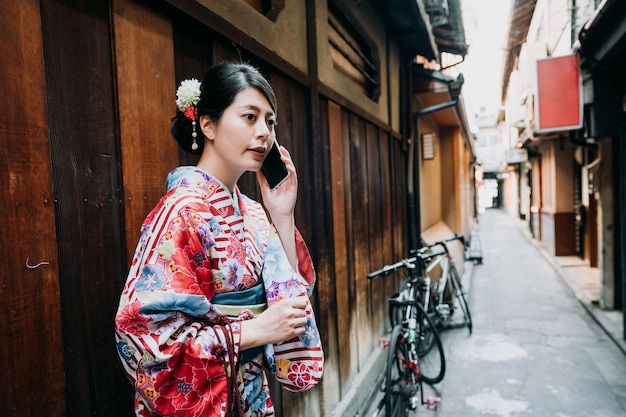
[249,147,266,158]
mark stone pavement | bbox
[533,246,626,358]
[364,208,626,417]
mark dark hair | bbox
[171,62,277,155]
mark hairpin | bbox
[175,79,202,150]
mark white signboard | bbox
[505,148,528,164]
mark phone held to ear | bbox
[261,141,289,190]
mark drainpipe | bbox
[407,99,459,252]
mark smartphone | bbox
[261,141,289,190]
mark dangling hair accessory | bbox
[175,78,202,150]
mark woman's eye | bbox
[267,119,277,128]
[245,113,256,121]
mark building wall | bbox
[419,119,443,231]
[503,0,583,258]
[599,140,616,309]
[527,138,576,256]
[1,2,66,416]
[420,122,472,279]
[502,167,520,219]
[316,0,395,128]
[555,138,574,211]
[196,0,309,72]
[1,0,447,416]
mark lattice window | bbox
[327,1,380,100]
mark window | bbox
[422,133,436,160]
[327,1,380,100]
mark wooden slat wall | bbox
[379,132,398,316]
[391,137,409,294]
[39,0,133,414]
[328,100,355,394]
[367,124,385,337]
[0,0,412,415]
[0,1,65,416]
[113,0,180,264]
[322,100,343,411]
[341,108,359,390]
[326,103,409,402]
[349,114,375,366]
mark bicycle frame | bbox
[369,233,472,416]
[422,234,473,333]
[369,248,447,416]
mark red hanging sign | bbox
[535,54,582,132]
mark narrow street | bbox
[370,208,626,417]
[421,208,626,417]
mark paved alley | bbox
[412,208,626,417]
[365,208,626,417]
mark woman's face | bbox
[200,87,277,187]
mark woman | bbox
[115,62,324,416]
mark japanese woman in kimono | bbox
[114,62,324,416]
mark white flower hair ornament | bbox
[176,78,202,150]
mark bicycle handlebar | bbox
[443,233,465,247]
[368,232,466,280]
[411,233,466,255]
[367,249,447,280]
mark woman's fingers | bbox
[256,297,309,342]
[282,297,308,329]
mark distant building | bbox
[499,0,626,339]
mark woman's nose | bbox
[256,121,271,139]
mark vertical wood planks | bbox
[39,0,133,414]
[392,138,408,287]
[113,0,179,265]
[328,100,354,391]
[349,113,374,366]
[0,1,65,415]
[315,98,341,414]
[366,124,385,336]
[379,133,397,310]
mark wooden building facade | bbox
[1,0,473,416]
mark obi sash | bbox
[212,283,267,363]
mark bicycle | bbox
[368,247,447,417]
[423,234,473,334]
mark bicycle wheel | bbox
[385,325,415,417]
[414,302,446,384]
[448,263,473,334]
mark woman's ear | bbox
[199,115,215,140]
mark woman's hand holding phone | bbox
[258,141,297,218]
[258,142,300,270]
[261,141,290,190]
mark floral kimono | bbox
[115,166,324,416]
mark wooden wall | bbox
[42,0,138,415]
[1,1,66,416]
[322,101,407,395]
[0,0,411,415]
